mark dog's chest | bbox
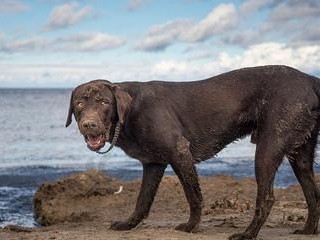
[119,139,168,165]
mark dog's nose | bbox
[82,120,97,129]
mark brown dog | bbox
[66,65,320,240]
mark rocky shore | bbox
[1,170,319,240]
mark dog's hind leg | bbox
[288,134,320,235]
[170,136,203,233]
[110,163,167,230]
[230,135,285,240]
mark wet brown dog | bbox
[66,65,320,240]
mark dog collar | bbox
[96,121,121,154]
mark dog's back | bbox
[120,65,320,161]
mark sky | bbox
[0,0,320,88]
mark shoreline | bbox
[1,171,319,240]
[1,162,319,228]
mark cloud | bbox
[250,1,320,46]
[0,32,125,53]
[56,32,126,51]
[221,0,320,48]
[153,61,187,74]
[0,32,5,41]
[0,64,106,88]
[135,3,237,51]
[182,3,237,42]
[222,30,263,47]
[268,0,320,22]
[262,0,320,35]
[0,0,28,13]
[215,42,320,72]
[0,62,151,88]
[126,0,150,11]
[1,42,320,87]
[135,20,193,51]
[239,0,280,15]
[44,2,95,31]
[294,27,320,45]
[0,37,50,53]
[151,42,320,80]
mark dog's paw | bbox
[293,228,317,235]
[110,220,136,231]
[175,222,198,233]
[228,232,256,240]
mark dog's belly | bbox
[190,137,233,162]
[189,121,256,162]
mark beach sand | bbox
[1,171,319,240]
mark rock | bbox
[209,191,252,213]
[3,225,34,232]
[33,169,120,226]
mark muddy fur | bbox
[66,65,320,240]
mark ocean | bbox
[0,88,319,227]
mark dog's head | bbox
[65,80,132,151]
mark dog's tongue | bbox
[87,135,103,146]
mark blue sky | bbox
[0,0,320,88]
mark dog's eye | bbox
[101,101,109,106]
[77,102,85,108]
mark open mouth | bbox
[85,134,106,151]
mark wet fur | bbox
[67,65,320,239]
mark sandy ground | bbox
[1,172,320,240]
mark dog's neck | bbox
[97,121,121,154]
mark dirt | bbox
[1,170,320,240]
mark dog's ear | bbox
[65,90,74,128]
[112,85,132,125]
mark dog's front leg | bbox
[110,163,166,230]
[170,136,203,232]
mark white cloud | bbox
[182,3,237,42]
[135,20,192,51]
[0,32,125,53]
[223,1,320,48]
[135,3,237,51]
[0,0,28,13]
[56,32,126,51]
[151,60,191,79]
[44,2,94,31]
[0,62,151,88]
[0,64,104,88]
[1,42,319,87]
[0,37,50,53]
[216,43,320,72]
[151,42,320,80]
